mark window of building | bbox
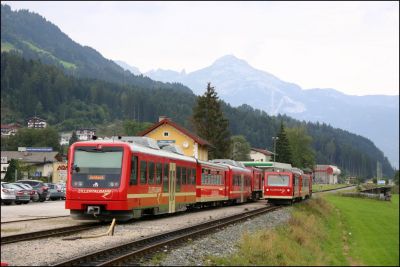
[163,131,169,137]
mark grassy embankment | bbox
[209,194,399,266]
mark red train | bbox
[65,138,312,221]
[264,168,312,204]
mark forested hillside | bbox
[0,4,191,93]
[1,52,394,178]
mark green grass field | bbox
[324,194,399,266]
[209,195,399,266]
[22,40,76,69]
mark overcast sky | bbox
[4,1,399,96]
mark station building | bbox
[138,116,211,161]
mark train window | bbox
[191,169,196,184]
[130,156,138,185]
[163,164,169,192]
[156,163,162,184]
[182,167,187,185]
[176,166,181,192]
[267,174,290,186]
[148,162,155,184]
[140,161,147,185]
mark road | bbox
[1,200,69,222]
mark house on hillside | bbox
[138,116,211,161]
[60,132,72,146]
[76,128,96,141]
[1,123,21,137]
[249,148,273,162]
[27,116,47,128]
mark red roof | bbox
[251,148,273,156]
[138,118,211,146]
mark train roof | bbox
[209,159,250,172]
[197,160,229,170]
[72,139,197,163]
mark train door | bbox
[240,174,244,203]
[168,163,176,213]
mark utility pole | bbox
[272,136,279,167]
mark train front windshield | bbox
[71,146,123,188]
[267,174,290,187]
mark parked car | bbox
[17,180,48,202]
[44,183,65,200]
[1,182,16,205]
[8,183,30,204]
[13,183,39,202]
[56,183,66,200]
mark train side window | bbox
[148,162,155,184]
[176,166,181,192]
[182,167,187,185]
[130,156,138,185]
[156,163,162,184]
[140,161,147,185]
[191,168,196,184]
[163,164,169,192]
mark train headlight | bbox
[266,188,269,191]
[109,182,119,187]
[287,189,290,192]
[73,181,83,187]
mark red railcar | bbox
[246,166,264,200]
[188,160,229,209]
[264,168,312,204]
[210,159,253,204]
[65,139,197,221]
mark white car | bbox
[1,182,16,205]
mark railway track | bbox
[314,185,355,194]
[1,215,70,225]
[53,205,281,266]
[1,222,102,244]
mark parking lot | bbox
[1,200,69,222]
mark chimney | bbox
[158,116,169,122]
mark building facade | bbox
[1,123,20,137]
[314,165,341,184]
[249,148,273,162]
[27,116,47,128]
[76,129,96,141]
[138,116,211,161]
[1,151,62,181]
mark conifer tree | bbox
[192,82,231,159]
[275,122,293,164]
[69,131,79,146]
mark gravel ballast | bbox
[1,201,292,266]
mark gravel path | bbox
[1,201,292,266]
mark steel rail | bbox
[53,205,282,266]
[1,215,70,224]
[1,222,102,244]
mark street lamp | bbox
[272,136,279,164]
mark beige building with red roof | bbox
[249,148,273,162]
[138,116,211,161]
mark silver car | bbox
[1,182,16,205]
[8,183,30,204]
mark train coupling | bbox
[87,206,101,215]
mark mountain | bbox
[145,55,399,168]
[0,4,191,93]
[114,60,141,75]
[0,4,395,177]
[1,53,395,178]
